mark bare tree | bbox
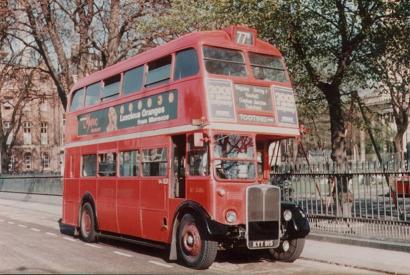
[11,0,169,110]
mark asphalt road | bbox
[0,193,379,274]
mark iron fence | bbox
[272,160,410,242]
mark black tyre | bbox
[269,238,305,262]
[80,202,97,242]
[177,214,218,269]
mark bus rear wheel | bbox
[269,238,305,262]
[177,214,218,269]
[80,202,97,243]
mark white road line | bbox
[7,221,15,224]
[46,232,57,237]
[148,260,173,268]
[113,251,133,258]
[0,219,4,222]
[63,236,76,242]
[85,243,102,249]
[31,228,41,232]
[18,224,27,228]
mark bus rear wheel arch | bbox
[80,202,97,243]
[177,213,218,269]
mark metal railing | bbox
[272,160,410,242]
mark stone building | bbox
[1,69,64,174]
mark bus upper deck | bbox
[65,25,299,147]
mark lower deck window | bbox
[98,152,117,176]
[142,148,168,176]
[120,151,139,176]
[82,155,97,177]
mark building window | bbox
[3,121,10,130]
[40,122,48,145]
[3,102,12,111]
[8,155,14,172]
[41,152,50,169]
[24,152,32,170]
[23,122,32,145]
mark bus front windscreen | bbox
[213,134,256,180]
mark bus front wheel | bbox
[80,202,97,243]
[177,214,218,269]
[269,238,305,262]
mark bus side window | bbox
[70,88,85,112]
[174,48,199,80]
[145,56,172,88]
[102,74,120,101]
[85,82,101,106]
[98,152,117,176]
[82,154,97,177]
[119,150,140,177]
[123,66,144,95]
[142,148,168,177]
[188,134,209,176]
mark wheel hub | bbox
[181,223,202,257]
[81,211,92,237]
[282,240,290,252]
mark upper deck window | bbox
[174,48,199,80]
[70,88,85,112]
[85,82,101,106]
[146,56,172,88]
[203,46,246,77]
[249,52,287,82]
[123,66,144,95]
[102,74,120,101]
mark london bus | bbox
[61,25,309,269]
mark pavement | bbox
[0,192,409,274]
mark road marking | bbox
[85,243,102,249]
[113,251,133,258]
[0,219,4,222]
[148,260,173,268]
[31,228,41,232]
[18,224,27,228]
[46,232,57,237]
[7,221,15,224]
[63,237,76,242]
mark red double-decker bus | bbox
[62,25,309,269]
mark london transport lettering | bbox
[78,90,177,135]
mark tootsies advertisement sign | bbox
[78,90,178,136]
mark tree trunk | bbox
[321,83,346,164]
[394,125,407,159]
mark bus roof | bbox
[70,26,281,93]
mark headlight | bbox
[225,210,237,223]
[283,209,292,221]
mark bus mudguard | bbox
[281,202,310,239]
[169,200,229,260]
